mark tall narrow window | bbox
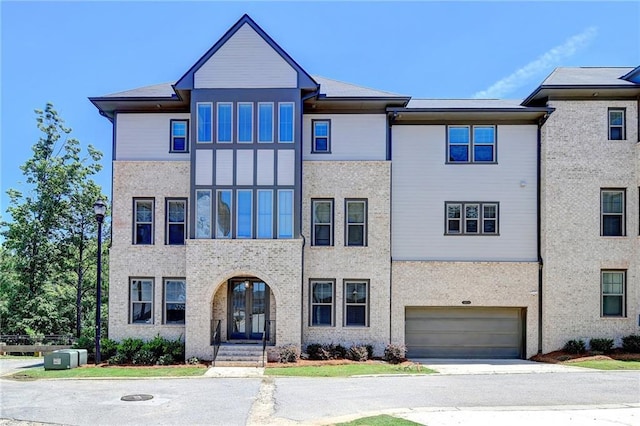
[278,190,293,238]
[258,103,273,143]
[164,279,185,324]
[601,189,625,236]
[346,199,367,246]
[608,109,625,140]
[134,199,154,245]
[257,190,273,238]
[279,102,294,143]
[216,190,232,238]
[310,280,334,326]
[166,199,186,245]
[465,204,480,234]
[237,190,253,238]
[195,190,211,238]
[448,126,470,162]
[238,103,253,143]
[197,103,212,143]
[170,120,188,152]
[601,270,625,317]
[483,204,498,234]
[312,120,330,153]
[312,199,333,246]
[344,281,368,327]
[217,103,232,143]
[130,278,153,324]
[446,203,462,234]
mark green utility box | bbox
[44,350,78,370]
[58,349,87,366]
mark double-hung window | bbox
[166,199,186,245]
[170,120,188,152]
[133,198,154,244]
[238,103,253,143]
[216,190,232,238]
[608,109,625,140]
[164,279,186,324]
[601,189,625,236]
[312,120,330,153]
[217,103,232,143]
[130,278,153,324]
[448,125,496,163]
[278,102,294,143]
[310,280,334,326]
[312,199,333,246]
[258,103,274,143]
[345,199,367,246]
[344,281,368,327]
[197,103,212,143]
[601,270,625,317]
[446,202,499,235]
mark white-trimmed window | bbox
[197,103,212,143]
[217,102,232,143]
[164,279,186,324]
[312,120,330,153]
[238,102,253,143]
[133,198,154,244]
[166,199,186,245]
[446,202,499,235]
[608,109,625,140]
[601,189,625,236]
[277,190,293,238]
[345,199,367,246]
[216,190,232,238]
[170,119,188,152]
[448,125,496,163]
[312,199,333,246]
[257,190,273,238]
[601,270,625,317]
[278,102,294,143]
[195,190,211,238]
[344,281,368,327]
[130,278,153,324]
[258,103,274,143]
[236,190,253,238]
[310,280,334,326]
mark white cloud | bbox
[473,27,598,99]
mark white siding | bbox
[195,150,213,185]
[302,114,387,161]
[277,150,295,185]
[194,23,297,89]
[236,150,254,185]
[216,150,234,185]
[391,125,538,261]
[115,113,190,161]
[257,149,274,185]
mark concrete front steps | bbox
[213,343,266,367]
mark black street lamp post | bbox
[93,199,107,364]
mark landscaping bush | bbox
[72,336,94,353]
[365,345,374,359]
[117,338,145,363]
[186,356,200,365]
[108,353,127,365]
[563,339,586,354]
[306,343,347,360]
[346,345,369,362]
[132,348,156,365]
[275,345,300,363]
[383,344,406,364]
[156,354,174,365]
[622,335,640,353]
[589,338,614,353]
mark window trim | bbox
[196,103,212,143]
[277,189,294,239]
[445,201,499,235]
[311,119,331,153]
[258,102,274,143]
[311,198,334,246]
[163,278,186,325]
[216,189,233,239]
[608,108,625,140]
[165,198,187,245]
[446,125,497,164]
[217,102,233,143]
[237,102,253,143]
[169,119,189,153]
[601,270,626,318]
[309,279,335,327]
[130,278,154,324]
[257,189,273,239]
[236,189,253,239]
[600,189,626,237]
[278,102,295,143]
[133,198,154,245]
[345,199,367,247]
[195,189,212,239]
[343,280,369,327]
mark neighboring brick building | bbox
[91,15,640,360]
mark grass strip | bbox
[563,360,640,370]
[336,414,422,425]
[9,365,207,379]
[265,363,434,377]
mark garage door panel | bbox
[406,318,520,333]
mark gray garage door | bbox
[405,307,525,359]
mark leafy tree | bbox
[1,103,107,337]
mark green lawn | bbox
[564,360,640,370]
[9,365,207,379]
[336,414,422,425]
[265,363,434,377]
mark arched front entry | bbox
[228,277,270,341]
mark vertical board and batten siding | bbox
[115,113,190,161]
[195,150,213,185]
[194,23,297,89]
[302,114,387,161]
[391,125,538,261]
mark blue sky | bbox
[1,1,639,218]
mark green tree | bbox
[1,103,107,337]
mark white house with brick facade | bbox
[91,15,640,361]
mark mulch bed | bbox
[530,349,640,364]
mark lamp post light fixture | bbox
[93,199,107,364]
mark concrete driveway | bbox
[415,358,591,375]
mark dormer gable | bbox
[620,65,640,84]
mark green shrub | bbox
[365,344,374,359]
[144,335,168,359]
[622,335,640,353]
[132,348,156,365]
[563,339,586,354]
[186,356,200,365]
[156,354,174,365]
[589,338,614,353]
[165,337,185,362]
[108,353,127,365]
[72,336,94,353]
[276,345,300,363]
[383,344,406,364]
[346,345,369,362]
[117,338,145,362]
